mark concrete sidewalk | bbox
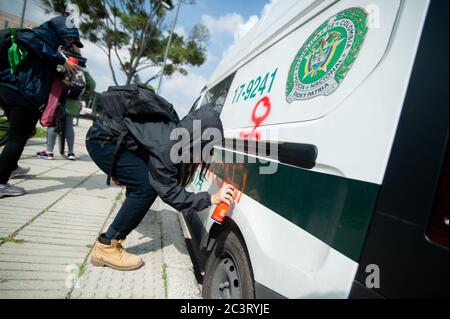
[0,119,201,299]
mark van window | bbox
[188,96,201,114]
[199,72,236,114]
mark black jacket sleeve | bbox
[146,142,211,214]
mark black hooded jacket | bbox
[98,104,223,215]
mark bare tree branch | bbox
[135,63,157,73]
[144,70,162,86]
[127,3,163,84]
[107,47,119,85]
[112,9,126,71]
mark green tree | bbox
[40,0,209,86]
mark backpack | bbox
[100,85,180,123]
[0,28,28,73]
[0,29,11,71]
[96,85,180,185]
[64,69,86,99]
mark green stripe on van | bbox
[209,149,380,262]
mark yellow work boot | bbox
[90,236,144,271]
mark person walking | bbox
[0,15,83,198]
[86,87,235,271]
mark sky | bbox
[0,0,276,117]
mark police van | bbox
[183,0,448,299]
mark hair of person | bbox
[177,161,210,188]
[176,108,223,187]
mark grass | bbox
[162,263,168,298]
[0,235,25,244]
[115,190,123,201]
[0,118,46,138]
[72,263,87,278]
[0,116,8,139]
[34,127,47,138]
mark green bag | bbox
[8,28,28,75]
[65,99,81,117]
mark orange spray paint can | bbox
[211,202,230,224]
[67,56,78,65]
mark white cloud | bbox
[201,13,245,36]
[174,26,187,39]
[159,70,208,118]
[234,14,259,43]
[261,0,279,20]
[80,41,129,92]
[232,0,279,43]
[201,0,278,57]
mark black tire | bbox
[202,230,255,299]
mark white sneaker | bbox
[9,166,31,179]
[0,184,26,198]
[67,153,76,161]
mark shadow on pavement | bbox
[127,209,190,259]
[23,174,111,194]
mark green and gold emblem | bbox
[286,8,368,102]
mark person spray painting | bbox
[86,86,235,271]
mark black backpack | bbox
[98,85,180,185]
[100,85,180,123]
[0,29,11,71]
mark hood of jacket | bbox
[33,15,83,50]
[177,105,224,157]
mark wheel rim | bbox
[210,251,242,299]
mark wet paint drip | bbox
[207,162,247,204]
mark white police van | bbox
[184,0,448,299]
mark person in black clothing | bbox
[87,91,235,271]
[0,15,82,198]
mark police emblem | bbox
[286,8,368,102]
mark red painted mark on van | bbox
[207,161,247,204]
[239,96,271,141]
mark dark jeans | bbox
[0,87,40,184]
[86,121,158,240]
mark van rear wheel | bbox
[202,230,255,299]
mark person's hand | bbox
[211,183,236,206]
[63,60,77,76]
